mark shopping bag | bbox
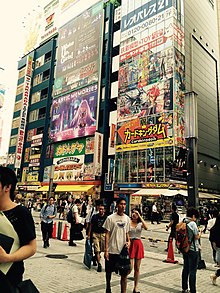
[83,239,92,269]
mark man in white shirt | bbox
[103,197,130,293]
[151,202,160,224]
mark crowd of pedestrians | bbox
[1,168,220,293]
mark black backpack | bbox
[67,205,75,223]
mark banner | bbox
[14,56,33,169]
[116,117,174,151]
[50,84,98,142]
[93,132,103,176]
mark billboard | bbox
[50,84,98,142]
[53,2,103,96]
[116,116,173,151]
[53,155,84,182]
[40,0,59,44]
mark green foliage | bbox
[103,0,120,8]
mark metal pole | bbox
[48,165,55,198]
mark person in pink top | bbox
[129,209,148,293]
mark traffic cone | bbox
[61,224,69,241]
[163,238,178,264]
[52,222,57,239]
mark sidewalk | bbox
[23,212,219,293]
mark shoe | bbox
[46,241,50,247]
[69,242,77,246]
[164,248,168,252]
[133,290,140,293]
[210,274,217,285]
[151,222,154,224]
[106,288,111,293]
[182,289,189,292]
[43,243,47,248]
[97,263,102,272]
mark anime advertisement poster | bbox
[84,162,95,180]
[54,138,86,158]
[50,84,98,142]
[116,117,174,152]
[119,47,174,94]
[54,2,103,96]
[173,48,185,146]
[120,0,174,42]
[85,136,95,154]
[53,155,84,182]
[118,78,173,122]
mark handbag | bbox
[116,245,131,275]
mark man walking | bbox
[40,196,57,248]
[87,202,107,272]
[181,207,202,293]
[103,197,130,293]
[165,204,179,251]
[151,202,160,224]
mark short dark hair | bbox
[0,167,18,201]
[75,198,81,204]
[187,207,199,218]
[116,197,126,205]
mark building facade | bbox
[7,0,220,203]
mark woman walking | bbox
[129,209,148,293]
[210,214,220,285]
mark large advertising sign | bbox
[120,0,173,41]
[116,116,173,151]
[14,56,33,168]
[50,84,98,142]
[40,0,59,44]
[53,2,103,96]
[53,155,84,182]
[116,0,185,154]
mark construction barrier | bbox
[57,221,63,240]
[61,224,69,241]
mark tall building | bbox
[7,0,220,207]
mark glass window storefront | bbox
[115,146,174,183]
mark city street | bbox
[24,211,219,293]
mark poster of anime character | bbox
[118,79,173,122]
[50,84,98,142]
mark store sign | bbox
[15,56,33,169]
[93,132,103,176]
[31,133,43,147]
[54,138,85,158]
[53,155,84,181]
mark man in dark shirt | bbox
[165,203,179,251]
[0,167,36,289]
[88,202,107,272]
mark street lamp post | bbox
[184,91,199,208]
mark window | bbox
[18,67,26,79]
[39,107,46,119]
[10,136,17,147]
[35,56,44,68]
[14,100,22,112]
[43,69,50,81]
[33,73,42,86]
[29,110,39,122]
[41,88,48,100]
[45,51,52,63]
[16,84,23,96]
[37,127,44,135]
[12,118,20,129]
[31,92,41,104]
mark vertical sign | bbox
[14,56,33,168]
[93,132,103,176]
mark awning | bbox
[161,189,188,197]
[55,185,94,192]
[199,192,220,199]
[132,189,168,196]
[37,186,49,192]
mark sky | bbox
[0,1,44,156]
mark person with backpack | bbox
[40,196,57,248]
[179,207,202,293]
[209,214,220,286]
